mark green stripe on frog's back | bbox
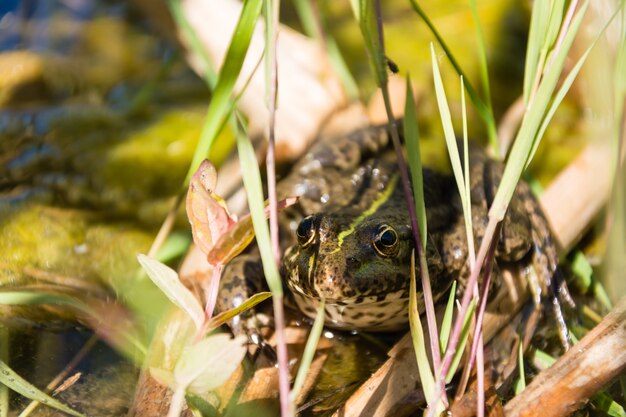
[330,173,400,254]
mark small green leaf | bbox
[205,292,272,330]
[593,392,626,417]
[439,281,457,353]
[137,254,205,330]
[0,360,87,417]
[570,251,593,292]
[174,333,247,395]
[530,348,557,371]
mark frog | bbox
[217,123,564,334]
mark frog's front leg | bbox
[216,253,272,338]
[468,146,573,348]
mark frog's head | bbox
[282,211,417,330]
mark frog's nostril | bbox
[346,257,361,269]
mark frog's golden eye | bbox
[296,215,316,247]
[372,224,399,257]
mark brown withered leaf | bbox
[186,160,236,256]
[206,196,297,265]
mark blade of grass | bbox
[0,360,86,417]
[185,0,263,183]
[528,5,622,168]
[513,339,526,394]
[167,0,218,86]
[469,0,496,154]
[523,0,550,104]
[235,118,291,417]
[431,48,475,264]
[408,252,438,411]
[404,76,427,246]
[205,292,272,330]
[431,45,467,209]
[460,76,475,265]
[489,0,589,221]
[408,0,497,150]
[150,0,263,257]
[290,298,326,406]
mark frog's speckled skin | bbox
[218,124,559,332]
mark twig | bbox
[504,296,626,417]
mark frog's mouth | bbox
[289,285,419,332]
[287,280,411,307]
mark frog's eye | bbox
[296,216,316,247]
[372,225,398,257]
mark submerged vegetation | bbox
[0,0,625,416]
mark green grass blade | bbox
[167,0,218,86]
[439,281,457,353]
[445,299,476,383]
[513,340,526,394]
[570,251,593,292]
[523,0,551,103]
[408,0,497,148]
[460,77,475,263]
[489,0,590,222]
[0,360,87,417]
[408,252,436,403]
[206,292,272,330]
[430,45,468,214]
[290,298,326,404]
[469,0,496,152]
[235,120,282,296]
[355,0,387,87]
[185,0,263,183]
[528,4,622,168]
[544,1,566,51]
[404,76,426,245]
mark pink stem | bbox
[204,264,223,321]
[373,0,442,377]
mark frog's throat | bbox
[329,173,399,255]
